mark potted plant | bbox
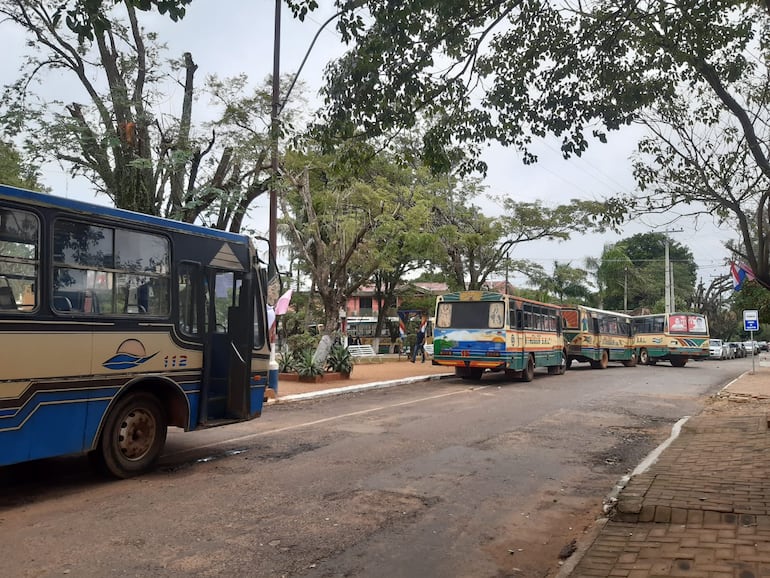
[327,344,354,377]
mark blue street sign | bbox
[744,310,759,332]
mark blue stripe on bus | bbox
[0,184,248,244]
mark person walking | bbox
[411,315,428,363]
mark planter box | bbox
[279,372,352,383]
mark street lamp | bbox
[269,0,281,284]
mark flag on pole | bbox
[731,262,755,291]
[274,288,293,315]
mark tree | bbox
[429,186,620,291]
[53,0,191,42]
[291,1,770,285]
[529,261,593,304]
[1,1,296,230]
[279,148,415,360]
[0,140,44,191]
[609,233,698,313]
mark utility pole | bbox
[624,266,628,313]
[663,229,684,313]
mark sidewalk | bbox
[562,366,770,578]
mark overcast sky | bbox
[1,1,734,289]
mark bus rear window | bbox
[669,314,707,334]
[436,301,505,329]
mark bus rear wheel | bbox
[96,392,167,479]
[462,368,484,381]
[520,355,535,382]
[590,350,609,369]
[548,352,567,375]
[670,356,688,367]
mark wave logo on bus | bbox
[102,339,158,370]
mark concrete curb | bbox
[267,373,455,404]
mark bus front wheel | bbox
[520,355,535,382]
[639,348,651,365]
[97,392,167,479]
[622,352,638,367]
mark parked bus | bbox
[631,312,709,367]
[432,291,566,381]
[561,305,637,369]
[0,184,272,477]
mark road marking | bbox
[167,386,486,457]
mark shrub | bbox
[326,344,354,374]
[294,349,324,377]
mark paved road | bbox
[0,359,749,577]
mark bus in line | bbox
[432,291,566,381]
[631,312,709,367]
[561,305,637,369]
[0,184,272,477]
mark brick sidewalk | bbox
[564,369,770,577]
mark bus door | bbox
[201,269,254,423]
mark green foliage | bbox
[1,4,304,231]
[53,0,191,43]
[0,141,44,191]
[529,261,593,305]
[292,1,770,289]
[285,331,319,357]
[598,233,697,312]
[294,349,324,377]
[278,346,297,373]
[326,344,354,374]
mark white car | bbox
[709,339,728,359]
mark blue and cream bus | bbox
[0,184,272,477]
[432,291,566,381]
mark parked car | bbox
[729,342,747,358]
[743,340,760,355]
[760,341,768,352]
[709,339,728,359]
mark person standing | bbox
[411,315,428,363]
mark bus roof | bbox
[0,184,250,245]
[437,291,560,308]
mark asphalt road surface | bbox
[0,358,749,578]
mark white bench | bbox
[348,344,376,357]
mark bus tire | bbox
[670,356,688,368]
[548,352,567,375]
[639,348,650,365]
[622,351,638,367]
[97,392,167,479]
[462,368,484,381]
[590,350,609,369]
[558,351,567,374]
[520,355,535,382]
